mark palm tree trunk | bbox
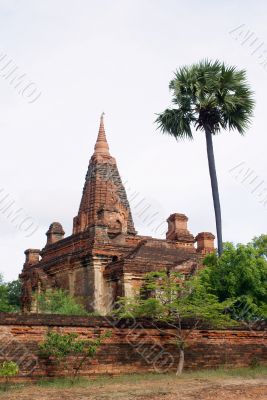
[204,128,223,256]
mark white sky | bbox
[0,0,267,281]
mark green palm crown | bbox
[156,59,254,138]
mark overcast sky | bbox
[0,0,266,281]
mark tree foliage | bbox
[0,275,13,312]
[115,271,234,374]
[0,275,21,312]
[118,271,232,325]
[0,361,19,391]
[0,288,11,313]
[36,289,88,316]
[39,330,112,381]
[200,236,267,320]
[6,280,21,310]
[156,59,254,137]
[156,60,255,256]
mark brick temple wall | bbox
[0,313,266,379]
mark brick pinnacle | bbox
[94,112,110,155]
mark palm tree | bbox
[156,60,254,256]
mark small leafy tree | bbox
[36,289,88,315]
[39,330,112,381]
[0,361,19,391]
[115,270,234,375]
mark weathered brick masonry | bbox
[0,313,266,379]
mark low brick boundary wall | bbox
[0,313,266,379]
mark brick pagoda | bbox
[20,115,215,314]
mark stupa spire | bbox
[73,114,136,236]
[94,112,110,155]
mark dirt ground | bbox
[1,376,267,400]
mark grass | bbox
[183,365,267,379]
[37,366,267,388]
[0,366,267,393]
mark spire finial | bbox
[94,113,110,155]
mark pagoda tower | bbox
[73,113,136,237]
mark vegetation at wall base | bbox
[38,330,112,382]
[0,361,19,391]
[1,367,267,394]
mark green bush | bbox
[0,274,21,312]
[39,330,112,381]
[201,236,267,320]
[35,289,88,315]
[0,361,19,391]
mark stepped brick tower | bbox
[73,113,135,236]
[20,115,215,314]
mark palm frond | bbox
[156,108,194,140]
